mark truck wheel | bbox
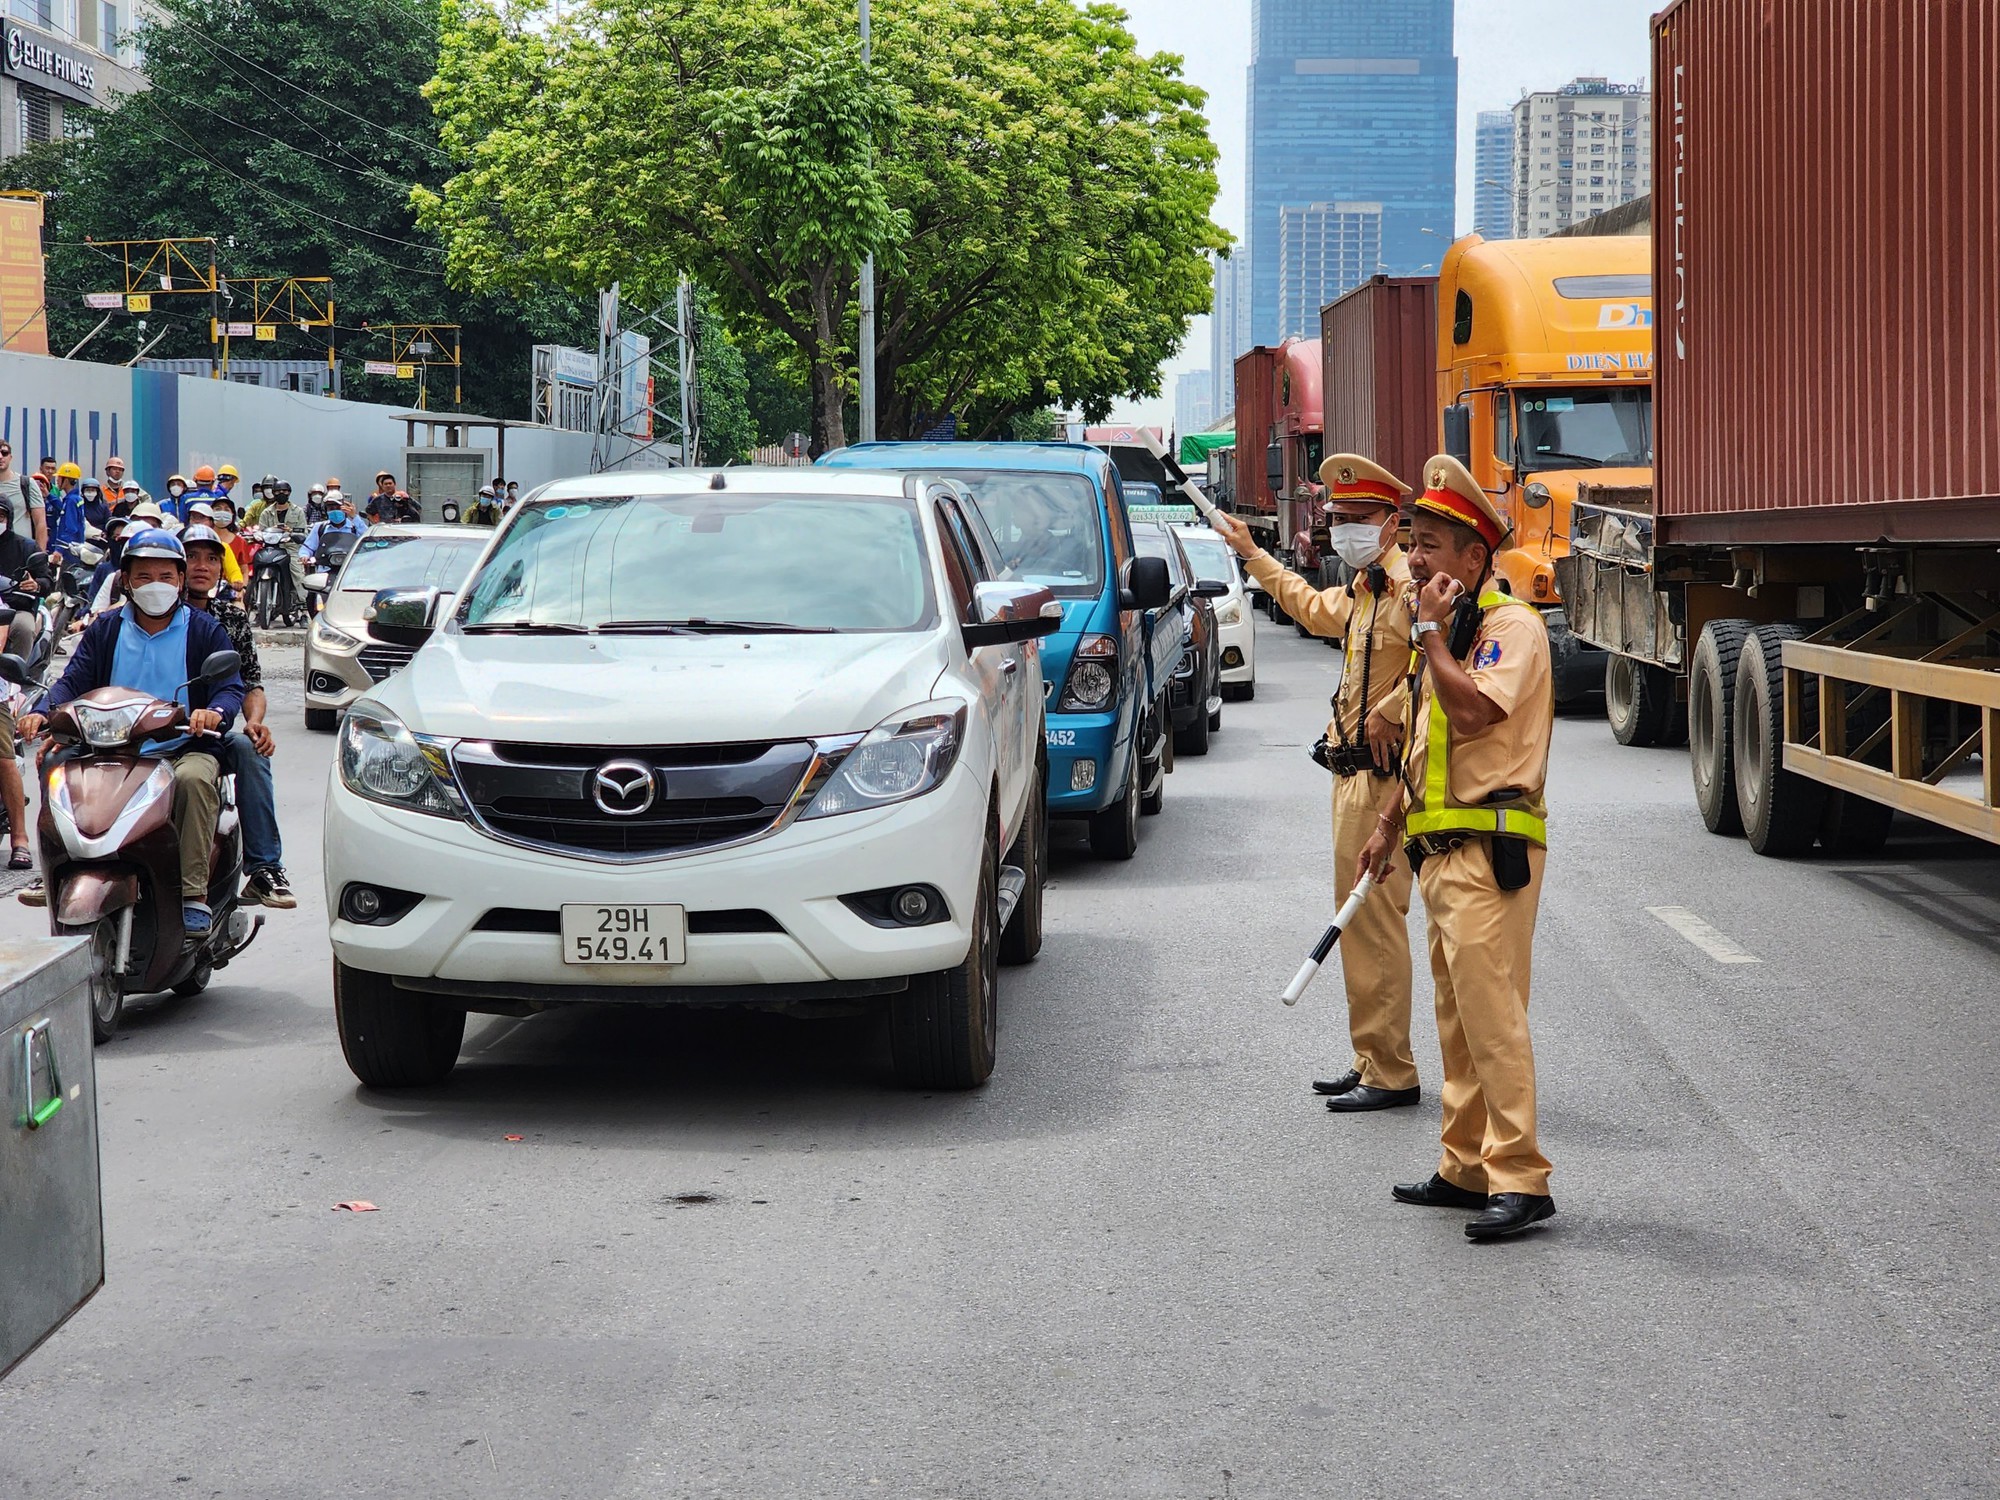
[1690,619,1752,836]
[1605,653,1676,747]
[1819,790,1894,857]
[891,835,998,1089]
[1175,700,1211,756]
[999,769,1045,967]
[305,706,338,732]
[1088,750,1140,859]
[334,960,466,1087]
[1733,624,1827,856]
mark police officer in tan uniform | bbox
[1213,454,1421,1111]
[1356,455,1556,1240]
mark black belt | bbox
[1404,832,1470,860]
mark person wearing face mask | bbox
[163,473,192,520]
[303,489,367,565]
[102,455,150,508]
[1213,453,1422,1112]
[16,529,245,936]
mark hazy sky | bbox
[1105,0,1658,427]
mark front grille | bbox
[357,643,416,683]
[452,739,821,861]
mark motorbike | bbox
[0,649,264,1042]
[302,529,361,620]
[247,527,307,629]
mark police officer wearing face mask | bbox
[1212,454,1422,1111]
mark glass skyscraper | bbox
[1245,0,1457,343]
[1474,110,1516,238]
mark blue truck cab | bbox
[818,442,1184,858]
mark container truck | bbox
[1230,338,1324,593]
[1557,0,2000,854]
[1320,274,1438,527]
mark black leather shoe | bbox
[1464,1193,1556,1240]
[1326,1084,1420,1113]
[1391,1173,1489,1209]
[1311,1069,1361,1096]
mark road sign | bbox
[254,324,276,341]
[81,292,121,310]
[363,360,400,376]
[125,294,150,313]
[784,431,809,459]
[225,321,253,338]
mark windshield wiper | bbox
[595,618,834,634]
[1529,451,1606,469]
[460,621,591,634]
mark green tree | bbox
[692,298,756,465]
[419,0,1226,451]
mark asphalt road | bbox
[2,622,1996,1499]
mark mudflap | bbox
[1545,607,1607,703]
[53,869,139,929]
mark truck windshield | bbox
[937,471,1104,598]
[457,492,936,633]
[1516,388,1653,470]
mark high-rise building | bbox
[1512,78,1652,237]
[1245,0,1456,344]
[1473,110,1514,237]
[1,2,156,158]
[1174,369,1215,438]
[1209,251,1250,416]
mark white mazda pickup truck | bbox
[322,468,1058,1090]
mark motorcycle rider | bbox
[0,493,55,870]
[364,470,399,524]
[182,525,295,909]
[304,489,368,566]
[171,465,221,524]
[102,455,149,507]
[391,488,421,523]
[254,481,310,613]
[464,485,503,527]
[47,464,85,562]
[213,464,242,514]
[163,473,191,520]
[76,477,112,536]
[0,440,47,550]
[16,528,246,936]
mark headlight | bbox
[800,701,967,820]
[72,702,144,749]
[312,616,359,651]
[337,703,467,819]
[1058,634,1118,712]
[1216,600,1244,626]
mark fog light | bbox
[1071,760,1098,792]
[894,887,933,924]
[343,886,382,921]
[1222,646,1244,668]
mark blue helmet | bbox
[121,527,187,567]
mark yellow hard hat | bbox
[217,463,240,480]
[56,461,81,481]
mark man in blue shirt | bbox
[303,488,368,565]
[18,530,246,936]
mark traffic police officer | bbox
[1357,455,1556,1240]
[1213,454,1420,1111]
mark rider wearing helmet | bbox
[0,489,55,870]
[169,463,220,524]
[181,525,293,909]
[18,528,247,935]
[464,485,503,527]
[213,464,242,514]
[47,463,85,560]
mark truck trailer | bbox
[1230,338,1324,585]
[1558,0,2000,854]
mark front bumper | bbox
[1216,613,1255,682]
[323,760,987,998]
[303,625,378,713]
[1042,708,1129,816]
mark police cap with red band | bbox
[1414,454,1510,551]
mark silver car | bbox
[303,524,492,731]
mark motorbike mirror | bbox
[25,551,47,573]
[0,653,29,687]
[197,649,242,685]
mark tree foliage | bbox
[419,0,1226,450]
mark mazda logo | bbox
[590,759,656,817]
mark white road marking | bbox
[1646,906,1763,965]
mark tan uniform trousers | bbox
[1329,769,1415,1090]
[1419,838,1552,1197]
[172,751,222,899]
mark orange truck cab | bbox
[1436,233,1653,699]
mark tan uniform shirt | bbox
[1404,600,1554,810]
[1246,546,1414,746]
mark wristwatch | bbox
[1414,619,1443,641]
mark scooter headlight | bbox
[800,701,967,820]
[338,703,467,819]
[72,702,145,749]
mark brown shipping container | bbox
[1319,275,1438,497]
[1654,0,2000,545]
[1231,346,1279,516]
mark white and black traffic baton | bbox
[1279,873,1377,1006]
[1134,427,1227,527]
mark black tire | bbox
[1733,624,1826,856]
[1819,790,1895,857]
[171,961,212,998]
[1207,694,1222,734]
[304,706,338,732]
[334,960,466,1087]
[1088,747,1140,859]
[1689,619,1752,836]
[1606,653,1667,747]
[68,916,125,1044]
[1175,699,1212,756]
[999,768,1045,967]
[890,834,999,1089]
[1235,681,1255,702]
[255,578,273,630]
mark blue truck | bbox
[819,442,1184,858]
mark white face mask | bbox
[168,484,185,497]
[130,581,181,617]
[1329,521,1390,570]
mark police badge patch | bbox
[1475,640,1502,669]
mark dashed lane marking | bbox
[1646,905,1763,965]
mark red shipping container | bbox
[1232,346,1279,517]
[1320,275,1438,498]
[1654,0,2000,545]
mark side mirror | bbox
[1443,404,1473,466]
[0,653,30,687]
[1193,578,1230,599]
[1123,555,1172,612]
[197,649,241,685]
[440,501,462,523]
[1523,481,1553,511]
[962,582,1062,648]
[366,586,439,649]
[305,571,330,593]
[25,551,48,573]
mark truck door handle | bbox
[1000,657,1020,676]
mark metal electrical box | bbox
[1,936,103,1381]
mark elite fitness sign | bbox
[4,24,100,106]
